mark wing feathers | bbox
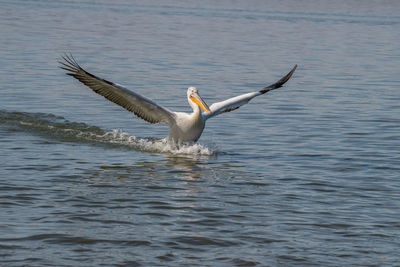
[259,64,297,94]
[204,65,297,120]
[59,54,175,125]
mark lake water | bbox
[1,0,399,266]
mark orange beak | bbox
[190,92,211,114]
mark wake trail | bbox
[0,110,215,156]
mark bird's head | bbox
[187,87,211,114]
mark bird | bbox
[59,54,297,144]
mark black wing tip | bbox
[58,53,83,74]
[259,64,297,94]
[59,53,119,88]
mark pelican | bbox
[59,54,297,144]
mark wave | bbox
[0,110,215,156]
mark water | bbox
[1,0,400,266]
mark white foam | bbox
[81,129,216,156]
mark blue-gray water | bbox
[1,0,400,266]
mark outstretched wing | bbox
[203,65,297,120]
[59,54,175,125]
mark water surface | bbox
[1,0,399,266]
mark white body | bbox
[170,110,205,143]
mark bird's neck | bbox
[188,98,203,120]
[191,106,203,120]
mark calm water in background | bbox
[1,0,400,266]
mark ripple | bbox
[0,234,151,246]
[171,235,239,247]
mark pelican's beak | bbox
[190,92,212,114]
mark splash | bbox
[0,110,215,156]
[84,129,215,156]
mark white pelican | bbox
[60,55,297,144]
